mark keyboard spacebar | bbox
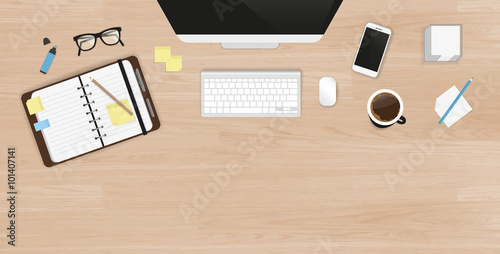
[230,108,263,114]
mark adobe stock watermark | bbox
[213,0,243,21]
[179,117,290,225]
[7,0,82,53]
[385,74,498,192]
[314,236,338,254]
[340,0,403,63]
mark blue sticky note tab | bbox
[34,119,50,132]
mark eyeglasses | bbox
[73,27,124,56]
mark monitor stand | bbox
[221,43,280,49]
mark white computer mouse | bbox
[319,77,337,106]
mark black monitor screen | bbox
[157,0,343,34]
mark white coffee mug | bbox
[367,89,406,128]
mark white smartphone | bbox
[352,23,392,78]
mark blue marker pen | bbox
[40,46,57,74]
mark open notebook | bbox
[22,56,160,167]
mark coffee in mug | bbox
[367,89,406,128]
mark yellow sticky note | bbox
[106,99,135,126]
[26,96,44,115]
[155,46,171,62]
[166,55,182,72]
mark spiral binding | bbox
[80,92,92,98]
[92,126,104,132]
[77,84,89,90]
[83,100,95,107]
[89,117,101,123]
[86,109,98,115]
[78,83,106,141]
[94,134,107,140]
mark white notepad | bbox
[31,60,153,163]
[425,25,462,62]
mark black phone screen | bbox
[354,27,390,72]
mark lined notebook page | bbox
[79,60,153,147]
[32,78,103,163]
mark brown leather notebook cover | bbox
[21,56,161,167]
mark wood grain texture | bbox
[1,0,500,253]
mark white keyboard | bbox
[201,71,301,117]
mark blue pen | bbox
[40,46,57,74]
[439,77,473,124]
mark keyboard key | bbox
[231,89,237,95]
[289,83,298,88]
[257,101,263,107]
[217,101,223,107]
[224,101,230,107]
[223,83,229,88]
[244,101,250,107]
[277,101,283,107]
[218,89,224,94]
[235,95,241,101]
[277,89,283,95]
[212,89,217,94]
[280,95,287,101]
[242,95,248,101]
[284,89,290,94]
[222,95,228,101]
[287,95,297,101]
[236,83,242,88]
[282,83,288,89]
[270,108,276,113]
[210,83,215,88]
[237,101,243,107]
[270,101,276,107]
[290,89,298,95]
[262,83,268,88]
[216,83,222,88]
[283,101,298,107]
[231,101,237,107]
[215,95,221,101]
[274,95,280,101]
[256,83,262,88]
[230,108,262,114]
[229,83,235,89]
[205,95,215,101]
[211,108,217,113]
[249,83,255,88]
[251,89,257,95]
[243,83,249,88]
[225,89,231,94]
[263,108,269,113]
[217,108,223,113]
[248,95,254,101]
[264,101,269,107]
[205,89,211,95]
[244,89,250,94]
[204,108,210,113]
[250,102,256,107]
[228,95,234,101]
[276,83,281,89]
[255,95,261,101]
[205,101,216,107]
[224,108,230,113]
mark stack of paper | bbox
[435,86,472,127]
[425,25,462,62]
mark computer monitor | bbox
[157,0,343,49]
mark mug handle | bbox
[397,116,406,125]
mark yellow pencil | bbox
[90,77,133,115]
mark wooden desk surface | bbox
[2,0,500,253]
